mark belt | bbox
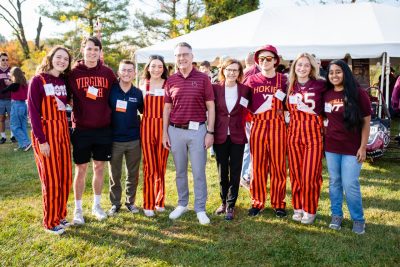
[170,122,205,129]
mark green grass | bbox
[1,123,400,266]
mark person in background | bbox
[1,67,31,151]
[245,45,288,218]
[324,59,371,235]
[108,60,143,217]
[140,55,169,217]
[28,45,72,235]
[0,52,16,144]
[163,42,215,225]
[243,51,260,82]
[213,58,250,220]
[69,36,117,225]
[286,53,326,224]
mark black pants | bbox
[213,136,245,208]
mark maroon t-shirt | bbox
[244,72,288,113]
[0,67,11,99]
[165,69,214,124]
[324,88,372,156]
[68,60,117,129]
[288,79,327,115]
[243,64,261,83]
[28,74,68,143]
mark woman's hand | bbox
[356,146,366,163]
[39,142,50,158]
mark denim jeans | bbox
[10,100,30,148]
[325,151,365,222]
[240,121,252,179]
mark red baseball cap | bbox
[254,45,280,66]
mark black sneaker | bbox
[248,207,261,216]
[274,208,287,218]
[10,136,17,143]
[0,137,6,144]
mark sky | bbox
[1,0,399,41]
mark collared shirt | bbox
[165,69,214,124]
[109,83,143,142]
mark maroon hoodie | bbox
[68,60,117,129]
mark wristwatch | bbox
[206,130,214,135]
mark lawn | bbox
[0,122,399,266]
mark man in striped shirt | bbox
[162,42,215,225]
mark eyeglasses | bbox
[224,68,239,73]
[258,56,275,62]
[1,59,8,62]
[120,69,134,73]
[174,53,191,58]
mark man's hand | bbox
[163,132,171,150]
[204,133,214,149]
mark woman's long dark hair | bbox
[142,55,169,80]
[326,60,363,131]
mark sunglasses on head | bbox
[258,56,275,62]
[149,55,164,60]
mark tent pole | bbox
[385,53,390,117]
[378,53,386,118]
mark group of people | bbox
[5,36,372,236]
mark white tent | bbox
[134,3,400,63]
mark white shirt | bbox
[225,84,238,135]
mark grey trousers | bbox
[168,124,208,212]
[109,140,141,207]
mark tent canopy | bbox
[135,3,400,63]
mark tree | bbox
[41,0,130,47]
[0,0,43,59]
[200,0,259,27]
[133,0,203,46]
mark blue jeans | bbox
[325,151,364,222]
[240,122,252,180]
[10,100,30,148]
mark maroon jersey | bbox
[324,88,372,155]
[245,72,288,115]
[0,67,11,99]
[165,69,214,124]
[68,60,117,129]
[28,73,68,143]
[287,79,327,116]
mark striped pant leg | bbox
[142,118,157,210]
[287,126,305,210]
[58,120,72,221]
[302,131,323,214]
[32,129,61,229]
[154,123,169,208]
[249,122,269,209]
[268,120,287,209]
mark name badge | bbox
[154,88,165,96]
[44,84,55,96]
[55,96,66,111]
[289,95,298,104]
[86,86,99,100]
[324,103,332,113]
[274,90,286,101]
[116,100,128,112]
[239,97,249,108]
[323,119,329,127]
[188,121,199,130]
[129,97,137,102]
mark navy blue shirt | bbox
[109,83,144,142]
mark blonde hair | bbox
[287,53,321,96]
[218,58,244,83]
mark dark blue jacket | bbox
[109,83,143,142]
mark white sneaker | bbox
[197,211,210,225]
[92,205,107,221]
[73,209,85,225]
[169,206,188,220]
[45,225,65,235]
[301,212,316,224]
[292,209,303,222]
[155,206,165,212]
[144,209,155,217]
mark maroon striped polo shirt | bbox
[165,68,214,124]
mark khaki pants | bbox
[109,140,141,207]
